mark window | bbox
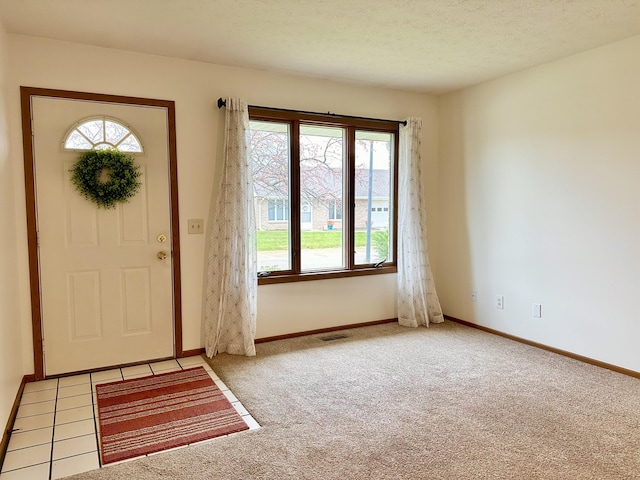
[268,199,289,221]
[249,108,398,283]
[328,200,342,220]
[63,117,143,152]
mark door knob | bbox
[157,250,168,260]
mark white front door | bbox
[301,201,313,231]
[32,97,174,375]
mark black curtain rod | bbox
[217,98,407,126]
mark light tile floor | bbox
[1,356,259,480]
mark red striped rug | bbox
[96,366,248,464]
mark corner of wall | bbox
[434,35,640,372]
[0,18,26,434]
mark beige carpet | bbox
[69,321,640,479]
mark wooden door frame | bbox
[20,86,184,380]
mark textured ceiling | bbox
[1,0,640,93]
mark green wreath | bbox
[70,148,142,209]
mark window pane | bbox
[267,199,289,221]
[64,129,93,150]
[105,120,129,144]
[267,200,276,221]
[118,134,143,152]
[327,200,343,221]
[299,125,345,270]
[354,131,393,265]
[77,120,104,143]
[249,120,291,272]
[63,119,142,152]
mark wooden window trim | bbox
[258,265,398,285]
[249,107,399,284]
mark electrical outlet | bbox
[471,290,478,303]
[496,295,504,309]
[533,304,542,318]
[188,219,204,234]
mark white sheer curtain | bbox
[204,98,257,357]
[397,117,444,327]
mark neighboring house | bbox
[253,168,391,231]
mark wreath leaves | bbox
[70,148,142,209]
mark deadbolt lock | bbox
[157,234,167,243]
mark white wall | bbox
[6,35,438,370]
[0,21,24,433]
[438,35,640,372]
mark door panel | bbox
[32,97,174,375]
[67,270,102,340]
[121,267,152,334]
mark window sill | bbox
[257,265,397,285]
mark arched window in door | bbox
[63,116,143,152]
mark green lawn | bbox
[257,230,371,250]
